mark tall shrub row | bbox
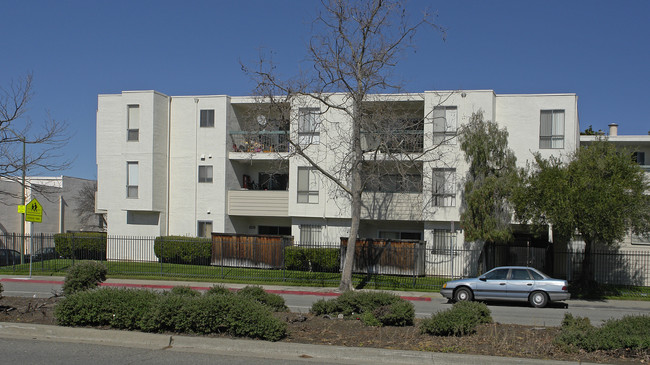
[284,246,339,272]
[54,232,107,260]
[153,236,211,265]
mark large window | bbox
[539,110,565,149]
[432,106,457,144]
[198,165,213,183]
[299,224,322,245]
[432,168,456,206]
[126,161,139,198]
[431,229,454,254]
[127,105,140,141]
[197,221,213,238]
[200,109,215,128]
[632,151,646,165]
[298,107,320,145]
[378,231,422,240]
[297,167,319,203]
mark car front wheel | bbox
[529,291,548,308]
[454,287,473,302]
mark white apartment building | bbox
[96,90,580,261]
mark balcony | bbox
[361,130,424,153]
[229,131,289,153]
[228,190,289,217]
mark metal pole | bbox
[20,137,26,264]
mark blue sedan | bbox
[440,266,570,308]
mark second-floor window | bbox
[127,105,140,141]
[200,109,215,128]
[432,168,456,206]
[433,106,457,144]
[198,165,213,183]
[298,107,320,145]
[297,167,319,203]
[540,110,565,149]
[632,151,646,165]
[127,161,139,198]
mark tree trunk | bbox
[580,239,594,286]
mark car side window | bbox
[528,269,544,280]
[511,269,531,280]
[484,268,508,280]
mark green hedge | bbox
[55,287,287,341]
[54,233,107,260]
[311,291,414,327]
[420,301,492,336]
[284,246,339,272]
[555,313,650,351]
[153,236,211,265]
[236,286,288,312]
[62,261,108,296]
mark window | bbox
[430,229,454,254]
[298,107,320,144]
[483,268,508,280]
[433,106,457,144]
[540,110,565,149]
[126,162,138,198]
[297,167,319,203]
[258,226,291,235]
[632,152,646,165]
[379,231,422,240]
[432,168,456,206]
[511,269,532,280]
[197,221,213,238]
[198,165,213,183]
[200,109,215,128]
[127,105,140,141]
[366,174,423,193]
[300,224,322,244]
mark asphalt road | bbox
[2,275,649,327]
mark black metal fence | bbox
[1,233,649,291]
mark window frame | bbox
[299,224,322,245]
[539,109,565,149]
[298,107,321,145]
[432,106,458,145]
[297,167,319,204]
[198,165,213,183]
[126,161,139,198]
[432,168,456,207]
[127,104,140,141]
[200,109,215,128]
[197,220,213,238]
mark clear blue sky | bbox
[1,0,648,180]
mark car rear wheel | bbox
[454,287,473,302]
[529,291,548,308]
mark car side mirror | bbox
[479,277,486,282]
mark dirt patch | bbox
[1,296,647,364]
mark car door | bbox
[475,268,509,299]
[506,268,535,300]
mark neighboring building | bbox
[96,90,580,268]
[0,176,101,236]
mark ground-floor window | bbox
[197,221,213,238]
[378,231,422,240]
[299,225,322,245]
[258,225,291,236]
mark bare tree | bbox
[0,73,71,198]
[244,0,445,291]
[73,182,106,231]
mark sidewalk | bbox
[0,274,437,301]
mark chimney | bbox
[608,123,618,136]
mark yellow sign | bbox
[17,205,25,214]
[25,198,43,223]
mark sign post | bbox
[24,198,42,278]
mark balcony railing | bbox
[361,130,423,153]
[229,131,289,153]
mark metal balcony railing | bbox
[361,130,424,153]
[229,131,289,153]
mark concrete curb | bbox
[0,322,597,365]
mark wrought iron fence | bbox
[1,233,648,293]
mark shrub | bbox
[284,246,340,272]
[420,301,492,336]
[62,261,107,296]
[55,287,287,341]
[153,236,211,265]
[205,285,232,296]
[236,286,287,312]
[555,313,650,351]
[54,232,107,260]
[311,291,414,326]
[55,288,157,330]
[168,286,201,297]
